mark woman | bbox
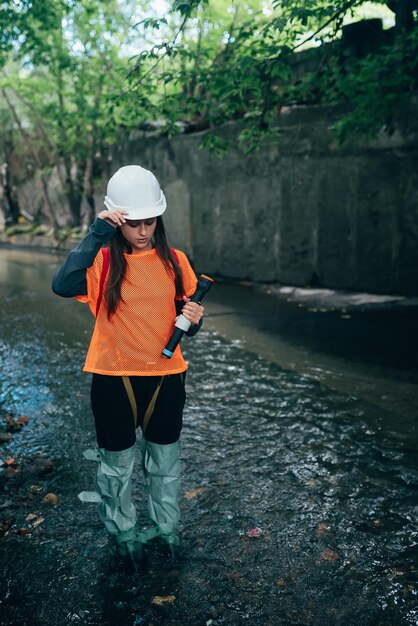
[52,165,204,571]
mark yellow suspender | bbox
[121,376,165,434]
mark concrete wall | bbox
[110,104,418,296]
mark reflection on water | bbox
[0,248,417,626]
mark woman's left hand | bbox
[181,296,205,325]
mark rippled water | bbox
[0,249,417,626]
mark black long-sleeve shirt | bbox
[52,217,202,336]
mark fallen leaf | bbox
[228,571,261,590]
[316,523,330,537]
[26,513,38,522]
[5,415,21,432]
[17,415,29,425]
[306,479,318,487]
[246,527,263,537]
[151,595,176,606]
[18,527,31,537]
[389,567,404,579]
[5,458,16,466]
[184,488,205,500]
[321,549,339,561]
[277,578,286,586]
[42,493,59,505]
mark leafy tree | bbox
[0,0,139,226]
[120,0,418,153]
[0,0,416,226]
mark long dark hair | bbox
[105,215,184,319]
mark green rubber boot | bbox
[78,445,146,572]
[114,527,147,572]
[139,438,181,563]
[95,446,137,534]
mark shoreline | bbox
[1,237,417,312]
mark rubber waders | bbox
[139,437,181,562]
[78,445,146,571]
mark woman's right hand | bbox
[97,209,128,227]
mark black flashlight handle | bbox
[162,274,214,358]
[163,327,186,357]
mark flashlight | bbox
[162,274,214,358]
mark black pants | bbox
[91,373,186,451]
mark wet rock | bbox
[42,493,59,505]
[4,414,22,432]
[0,499,13,509]
[29,485,43,494]
[25,514,44,528]
[0,516,15,536]
[33,458,54,475]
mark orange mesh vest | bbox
[75,248,197,376]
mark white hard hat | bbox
[104,165,166,219]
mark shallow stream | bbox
[0,248,417,626]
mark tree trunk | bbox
[388,0,418,32]
[1,88,59,228]
[1,163,20,225]
[83,149,96,226]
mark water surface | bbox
[0,248,416,626]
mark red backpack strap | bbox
[172,248,186,305]
[95,247,110,317]
[171,247,179,265]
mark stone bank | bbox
[112,105,418,296]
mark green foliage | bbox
[199,133,229,157]
[119,0,416,155]
[172,0,209,17]
[332,30,418,141]
[0,0,417,226]
[0,0,137,225]
[292,26,418,142]
[31,224,53,236]
[5,224,34,236]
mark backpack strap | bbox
[171,248,179,265]
[95,247,110,317]
[171,248,183,304]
